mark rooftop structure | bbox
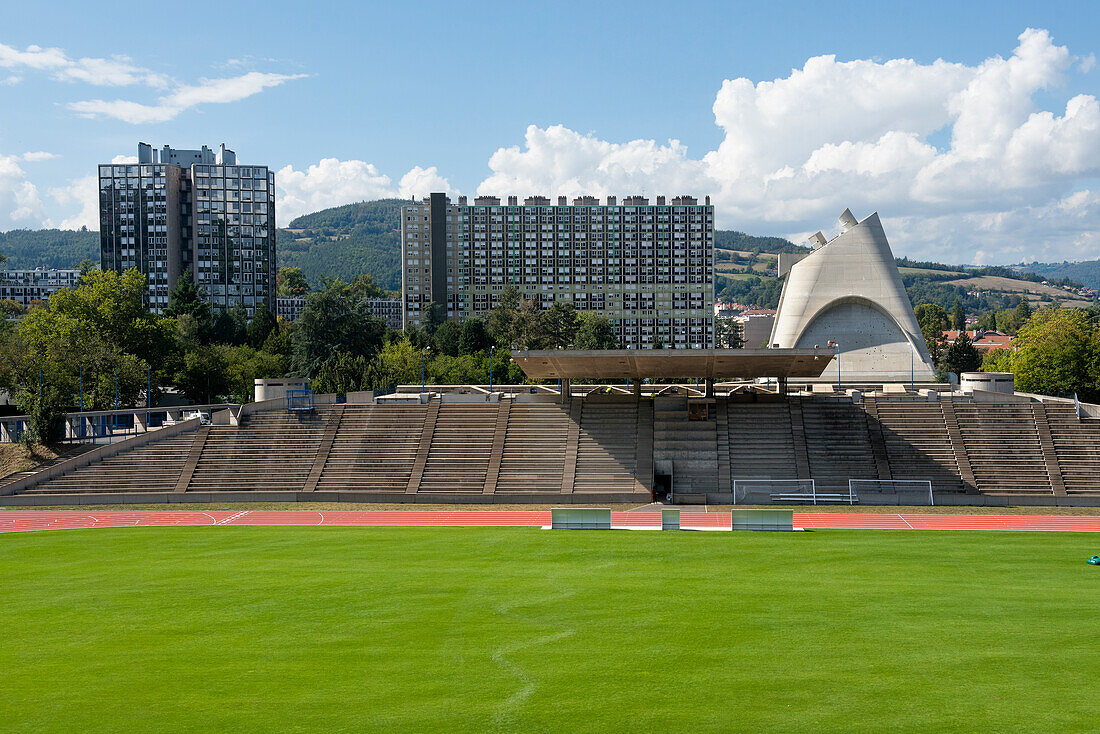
[770,209,936,382]
[512,348,835,380]
[942,330,1016,352]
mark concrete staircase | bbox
[653,396,717,498]
[725,399,798,482]
[871,400,966,493]
[800,399,877,491]
[573,398,639,493]
[21,432,200,494]
[186,410,331,493]
[417,404,497,493]
[496,402,570,494]
[1043,401,1100,495]
[315,404,428,492]
[954,403,1052,495]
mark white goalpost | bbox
[848,479,934,506]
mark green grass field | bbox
[3,527,1098,732]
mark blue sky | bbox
[1,0,1099,264]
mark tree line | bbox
[915,298,1100,401]
[0,268,617,443]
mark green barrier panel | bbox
[661,509,680,531]
[731,508,794,531]
[551,507,612,530]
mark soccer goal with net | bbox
[848,479,934,506]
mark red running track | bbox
[2,510,1100,533]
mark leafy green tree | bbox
[458,318,490,354]
[1011,307,1100,400]
[174,347,230,404]
[915,303,950,366]
[981,348,1016,373]
[348,273,385,299]
[432,319,462,356]
[246,305,277,349]
[277,266,309,296]
[0,299,25,320]
[261,326,292,359]
[372,338,423,387]
[290,279,387,376]
[164,270,212,325]
[538,302,579,348]
[487,287,522,347]
[221,345,285,403]
[938,331,983,377]
[210,310,241,345]
[575,312,620,349]
[16,269,173,410]
[312,351,369,395]
[951,299,966,331]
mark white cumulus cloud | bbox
[69,71,307,124]
[0,42,167,87]
[479,28,1100,263]
[0,153,45,228]
[49,174,99,230]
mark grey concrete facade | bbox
[402,193,715,348]
[770,210,936,383]
[99,143,275,316]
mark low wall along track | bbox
[2,510,1099,533]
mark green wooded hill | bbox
[0,228,98,269]
[276,199,409,290]
[1020,260,1100,290]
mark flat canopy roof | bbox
[512,348,836,380]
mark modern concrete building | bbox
[0,268,80,308]
[366,297,403,330]
[402,193,715,348]
[275,295,306,321]
[770,209,935,382]
[98,143,275,315]
[276,295,402,329]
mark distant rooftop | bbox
[136,142,237,166]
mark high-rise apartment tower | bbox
[401,193,715,348]
[98,143,275,315]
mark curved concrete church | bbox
[769,209,936,383]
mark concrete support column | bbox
[704,378,715,398]
[631,379,641,398]
[0,421,10,443]
[778,377,788,395]
[134,412,147,433]
[561,378,571,405]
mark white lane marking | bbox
[216,510,250,525]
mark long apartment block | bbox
[402,193,715,349]
[98,142,275,315]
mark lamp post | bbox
[421,346,431,394]
[489,345,495,394]
[910,341,915,393]
[833,341,841,393]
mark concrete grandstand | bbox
[3,374,1100,506]
[3,209,1097,507]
